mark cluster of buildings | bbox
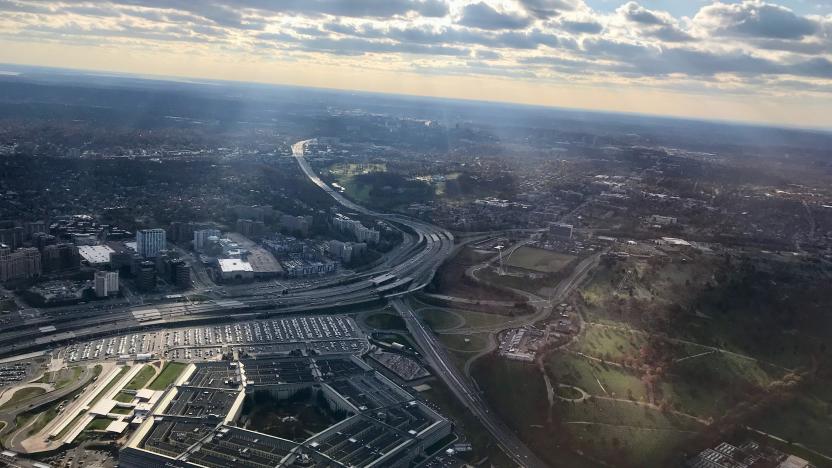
[686,441,813,468]
[121,355,452,468]
[332,215,380,244]
[0,244,41,282]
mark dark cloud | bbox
[0,0,53,14]
[695,0,818,40]
[458,2,532,30]
[517,0,579,19]
[322,21,564,50]
[474,49,501,60]
[558,19,603,35]
[616,2,693,43]
[583,38,832,79]
[649,25,694,42]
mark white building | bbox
[136,229,166,258]
[94,270,119,297]
[333,216,380,244]
[217,258,254,282]
[78,245,115,266]
[193,229,221,252]
[648,215,677,226]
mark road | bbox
[393,298,548,468]
[0,366,95,451]
[294,140,544,467]
[0,139,538,466]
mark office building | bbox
[548,222,573,240]
[0,246,41,282]
[333,216,380,244]
[0,225,23,250]
[328,240,367,264]
[137,261,157,291]
[171,260,192,289]
[235,219,266,238]
[23,221,46,240]
[649,215,678,226]
[193,229,221,253]
[41,243,81,273]
[136,229,166,258]
[94,271,119,298]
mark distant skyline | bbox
[1,0,832,128]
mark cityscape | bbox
[0,1,831,467]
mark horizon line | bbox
[1,60,831,134]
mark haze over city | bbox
[0,1,831,468]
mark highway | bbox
[392,299,549,468]
[294,140,543,467]
[0,139,540,466]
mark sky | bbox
[1,1,832,128]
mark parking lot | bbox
[59,315,369,364]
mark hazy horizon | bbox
[2,0,832,129]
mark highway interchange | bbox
[0,139,546,467]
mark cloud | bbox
[582,38,832,79]
[618,1,668,25]
[517,0,581,19]
[458,2,532,30]
[615,2,694,42]
[2,0,832,101]
[693,0,818,39]
[558,19,603,35]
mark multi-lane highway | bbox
[0,142,454,357]
[0,139,541,466]
[294,140,545,467]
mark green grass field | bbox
[148,362,187,390]
[417,308,464,330]
[572,324,647,363]
[364,312,407,331]
[437,333,490,352]
[123,365,156,391]
[546,352,648,401]
[85,417,114,431]
[114,392,134,403]
[661,351,785,417]
[90,366,131,405]
[419,307,515,330]
[505,246,576,273]
[0,387,47,409]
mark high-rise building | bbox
[0,225,24,250]
[41,243,81,273]
[136,229,166,258]
[333,216,380,244]
[171,260,192,289]
[32,232,57,250]
[136,261,157,291]
[328,240,353,263]
[23,221,46,240]
[0,245,41,282]
[193,229,221,252]
[236,219,266,238]
[94,271,119,298]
